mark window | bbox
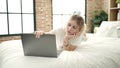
[0,0,36,36]
[52,0,86,29]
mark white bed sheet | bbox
[0,34,120,68]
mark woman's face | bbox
[66,20,80,35]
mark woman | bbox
[34,15,87,51]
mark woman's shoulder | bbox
[49,27,65,35]
[56,27,65,31]
[54,27,65,33]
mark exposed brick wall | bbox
[36,0,52,32]
[0,0,109,43]
[102,0,109,13]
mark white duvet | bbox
[0,34,120,68]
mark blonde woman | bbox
[34,15,87,51]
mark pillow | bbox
[96,21,120,38]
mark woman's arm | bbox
[63,35,77,51]
[34,30,51,38]
[63,44,77,51]
[34,27,64,38]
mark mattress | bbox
[0,34,120,68]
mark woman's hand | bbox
[63,32,81,47]
[34,31,44,38]
[63,35,74,47]
[63,45,77,51]
[64,33,77,41]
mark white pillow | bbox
[96,21,120,38]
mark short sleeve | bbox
[48,27,65,35]
[48,27,66,51]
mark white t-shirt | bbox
[49,27,86,50]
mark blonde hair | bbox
[70,15,85,32]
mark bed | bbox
[0,21,120,68]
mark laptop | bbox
[21,33,61,58]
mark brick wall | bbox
[102,0,109,13]
[36,0,52,31]
[0,0,108,43]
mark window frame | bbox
[0,0,36,37]
[51,0,87,29]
